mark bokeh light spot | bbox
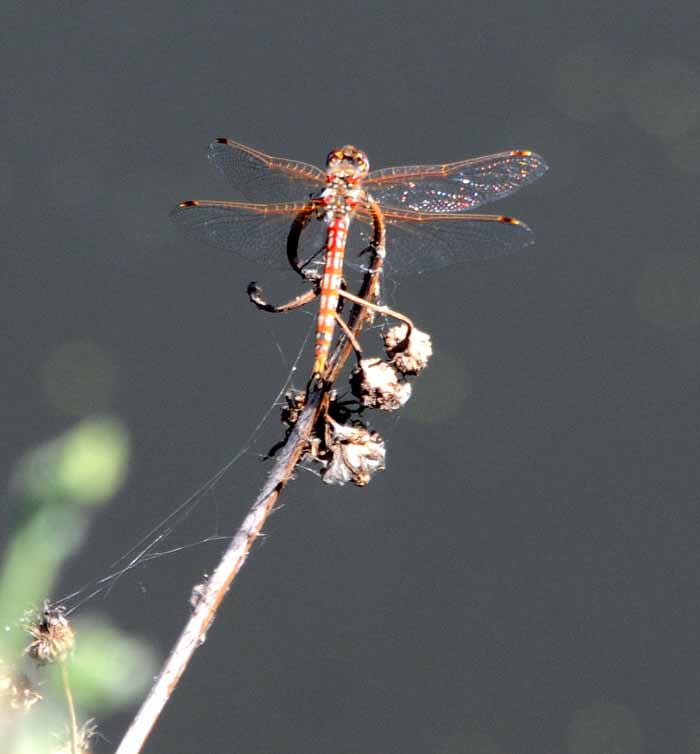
[636,253,700,329]
[0,156,14,205]
[554,43,628,123]
[404,351,472,424]
[687,720,700,754]
[666,124,700,174]
[567,701,643,754]
[49,154,103,209]
[625,58,700,141]
[41,340,118,417]
[440,725,503,754]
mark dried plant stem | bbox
[114,234,384,754]
[60,662,78,754]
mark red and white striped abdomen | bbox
[313,215,349,374]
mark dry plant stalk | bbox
[114,220,405,754]
[17,604,81,753]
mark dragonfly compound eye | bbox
[354,150,370,174]
[326,149,344,167]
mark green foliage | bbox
[0,416,156,752]
[56,616,157,713]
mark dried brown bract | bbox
[321,418,386,486]
[384,323,433,375]
[351,358,412,411]
[54,719,98,754]
[25,603,74,665]
[0,661,42,717]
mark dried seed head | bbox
[25,604,74,665]
[384,324,433,375]
[0,662,42,717]
[322,419,386,486]
[351,358,412,411]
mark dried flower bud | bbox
[383,324,432,375]
[190,577,209,611]
[0,662,41,717]
[351,358,412,411]
[25,604,74,665]
[281,390,306,427]
[322,419,386,486]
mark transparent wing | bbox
[207,138,326,203]
[354,207,536,276]
[364,150,548,213]
[170,199,329,271]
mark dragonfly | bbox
[171,139,548,375]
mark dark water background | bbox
[3,1,700,752]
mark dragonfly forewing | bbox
[364,150,548,213]
[208,138,326,203]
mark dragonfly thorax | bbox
[319,184,365,223]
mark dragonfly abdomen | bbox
[313,216,349,375]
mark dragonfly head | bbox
[326,145,370,183]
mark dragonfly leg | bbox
[334,311,362,360]
[288,245,323,282]
[338,288,414,345]
[288,240,325,282]
[247,281,319,313]
[287,202,326,282]
[336,278,350,314]
[300,267,322,283]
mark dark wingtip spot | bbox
[180,200,199,207]
[511,149,532,156]
[501,216,520,225]
[214,137,229,144]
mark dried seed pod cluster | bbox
[384,323,433,375]
[280,320,432,487]
[350,324,431,411]
[350,358,412,411]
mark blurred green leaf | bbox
[1,417,131,659]
[51,616,157,713]
[12,416,130,508]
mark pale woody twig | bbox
[114,227,385,754]
[114,385,324,754]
